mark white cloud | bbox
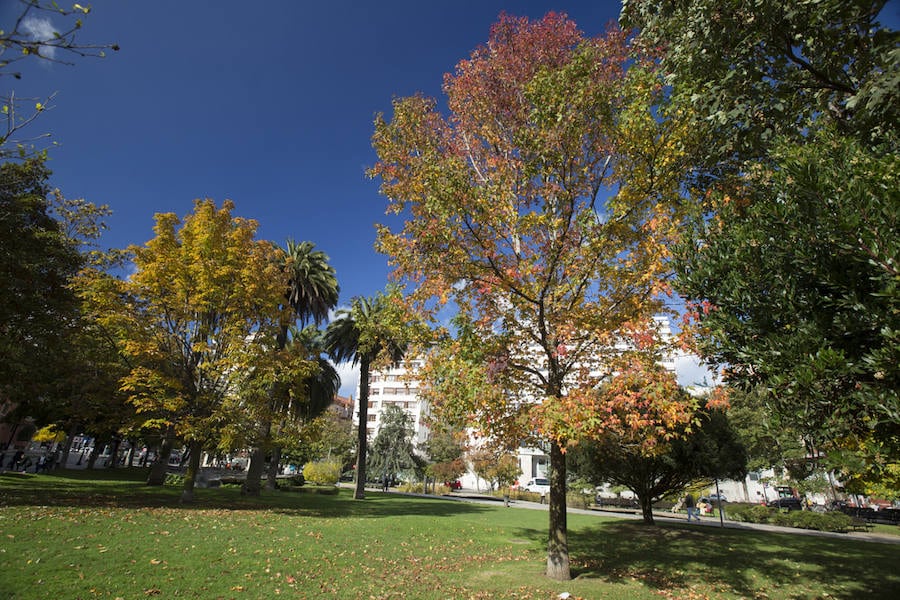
[22,17,58,59]
[333,359,359,399]
[674,354,719,389]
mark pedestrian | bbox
[684,492,698,522]
[10,450,24,471]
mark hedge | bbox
[728,504,852,532]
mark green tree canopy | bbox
[674,129,899,484]
[624,1,899,491]
[1,157,117,439]
[368,404,417,485]
[0,159,80,404]
[621,0,897,162]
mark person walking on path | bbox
[685,492,698,522]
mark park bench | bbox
[850,517,873,533]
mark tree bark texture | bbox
[243,447,266,496]
[180,440,203,503]
[146,427,175,486]
[354,360,371,500]
[546,439,571,580]
[639,494,656,525]
[266,446,282,490]
[244,420,273,496]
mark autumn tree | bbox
[421,426,467,491]
[470,447,519,503]
[550,348,705,524]
[288,408,356,471]
[107,199,290,502]
[370,13,694,580]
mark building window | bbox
[367,401,376,409]
[367,415,376,422]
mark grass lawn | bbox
[1,470,898,599]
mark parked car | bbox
[524,478,550,495]
[707,493,727,502]
[768,497,803,511]
[445,480,462,491]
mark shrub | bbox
[517,490,548,504]
[302,460,341,485]
[567,491,593,509]
[400,481,425,493]
[164,473,185,487]
[820,512,853,531]
[727,503,852,532]
[728,504,775,524]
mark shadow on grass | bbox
[0,470,492,519]
[566,519,900,598]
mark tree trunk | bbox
[354,360,371,500]
[180,440,204,503]
[243,446,266,496]
[639,494,656,525]
[546,439,570,580]
[266,446,282,490]
[146,428,175,486]
[243,420,272,496]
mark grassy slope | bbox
[0,470,898,599]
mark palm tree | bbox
[243,240,339,495]
[324,292,406,499]
[265,325,340,490]
[281,240,340,331]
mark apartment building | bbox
[358,358,431,447]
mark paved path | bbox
[438,491,900,545]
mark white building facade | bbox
[357,358,431,447]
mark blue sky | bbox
[6,1,899,399]
[6,0,625,301]
[6,1,637,395]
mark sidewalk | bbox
[442,491,900,545]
